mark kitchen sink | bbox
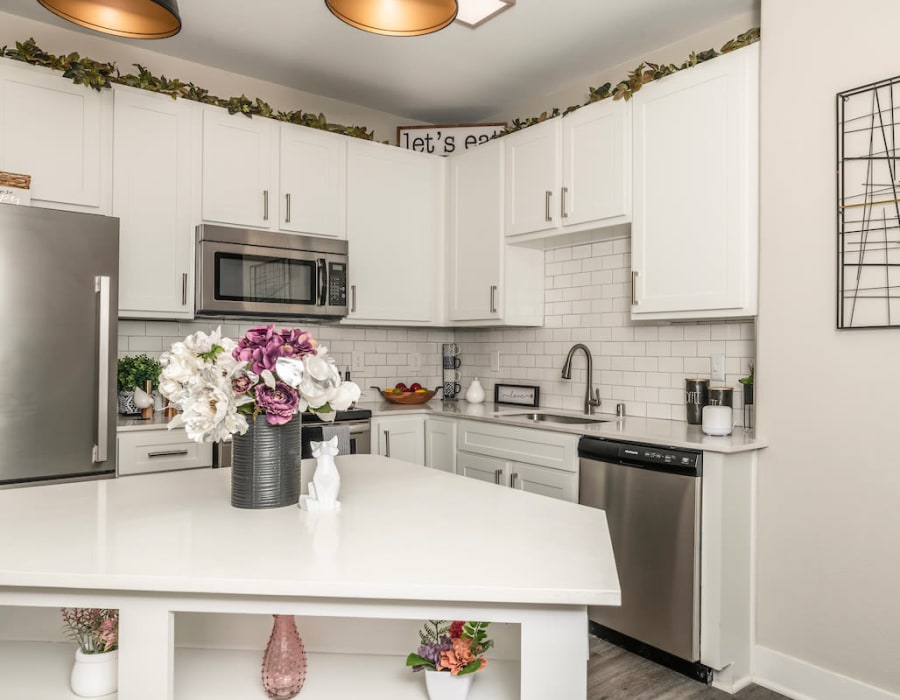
[502,412,612,425]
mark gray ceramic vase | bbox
[231,414,301,509]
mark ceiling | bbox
[0,0,758,123]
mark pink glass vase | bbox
[261,615,307,698]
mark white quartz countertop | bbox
[364,400,767,454]
[0,456,620,607]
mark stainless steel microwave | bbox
[195,225,348,320]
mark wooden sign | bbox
[397,123,506,156]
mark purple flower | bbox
[416,635,452,668]
[231,372,254,395]
[233,325,317,375]
[254,381,299,425]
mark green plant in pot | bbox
[117,354,162,415]
[739,362,754,405]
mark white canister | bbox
[702,404,734,436]
[465,378,485,403]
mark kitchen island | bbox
[0,455,619,699]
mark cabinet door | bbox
[424,417,457,473]
[0,62,110,212]
[505,118,560,236]
[509,462,577,503]
[631,44,758,320]
[562,98,631,227]
[346,141,442,323]
[114,87,199,318]
[457,450,506,486]
[372,416,425,465]
[448,140,503,321]
[279,124,346,238]
[202,107,277,229]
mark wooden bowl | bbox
[381,389,436,405]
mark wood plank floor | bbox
[588,636,790,700]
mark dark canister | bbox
[708,386,734,408]
[685,378,710,425]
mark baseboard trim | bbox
[754,645,900,700]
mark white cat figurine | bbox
[300,436,341,511]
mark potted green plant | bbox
[116,354,162,415]
[739,362,754,430]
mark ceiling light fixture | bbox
[324,0,458,37]
[455,0,514,28]
[35,0,181,39]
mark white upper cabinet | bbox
[345,139,443,324]
[201,107,277,229]
[114,86,200,319]
[447,140,543,326]
[279,125,346,238]
[505,98,632,240]
[631,43,759,320]
[0,60,111,213]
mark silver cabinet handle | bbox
[148,450,190,458]
[494,468,503,485]
[181,272,188,306]
[631,270,638,305]
[545,190,553,222]
[561,186,569,219]
[490,285,498,314]
[384,430,391,458]
[93,275,111,463]
[263,190,269,221]
[351,285,357,313]
[285,193,291,223]
[510,472,519,489]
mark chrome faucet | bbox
[561,343,602,415]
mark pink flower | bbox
[437,637,477,675]
[233,325,317,375]
[449,621,464,639]
[254,381,299,425]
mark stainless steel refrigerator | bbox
[0,203,118,486]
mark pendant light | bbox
[325,0,458,37]
[36,0,181,39]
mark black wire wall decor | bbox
[837,76,900,329]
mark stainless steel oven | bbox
[196,225,348,320]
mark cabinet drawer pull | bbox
[148,450,190,458]
[263,190,269,221]
[181,272,188,306]
[510,472,519,488]
[545,190,553,222]
[494,468,503,485]
[631,270,638,305]
[285,193,291,223]
[561,186,568,218]
[384,430,391,458]
[490,285,498,314]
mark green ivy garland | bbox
[0,28,758,143]
[497,27,760,136]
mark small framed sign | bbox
[397,123,506,156]
[494,383,540,408]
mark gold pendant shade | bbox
[325,0,458,37]
[36,0,181,39]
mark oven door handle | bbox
[317,258,327,306]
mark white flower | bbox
[330,381,361,411]
[274,357,304,388]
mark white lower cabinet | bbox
[424,417,456,472]
[455,420,578,503]
[371,415,426,465]
[117,428,213,476]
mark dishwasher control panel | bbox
[578,437,701,476]
[619,445,699,469]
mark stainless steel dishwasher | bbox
[578,436,710,682]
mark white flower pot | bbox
[70,649,118,697]
[424,670,473,700]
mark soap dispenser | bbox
[465,377,485,404]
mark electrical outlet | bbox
[409,352,421,376]
[711,353,725,382]
[351,350,365,374]
[490,351,501,372]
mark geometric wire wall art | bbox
[837,75,900,328]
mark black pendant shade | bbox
[325,0,458,37]
[36,0,181,39]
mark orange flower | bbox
[437,637,477,675]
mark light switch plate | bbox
[351,350,365,373]
[409,352,421,375]
[711,353,725,382]
[490,351,501,372]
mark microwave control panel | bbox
[329,262,347,306]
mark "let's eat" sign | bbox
[397,123,506,156]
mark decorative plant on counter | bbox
[158,325,361,443]
[60,608,118,654]
[116,354,162,393]
[406,620,493,675]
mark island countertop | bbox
[0,455,620,607]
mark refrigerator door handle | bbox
[93,275,111,463]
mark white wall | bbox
[757,0,900,696]
[0,10,424,143]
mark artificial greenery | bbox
[117,354,162,393]
[0,38,375,140]
[497,27,760,136]
[739,362,754,385]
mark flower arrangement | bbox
[406,620,493,675]
[60,608,118,654]
[159,325,361,443]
